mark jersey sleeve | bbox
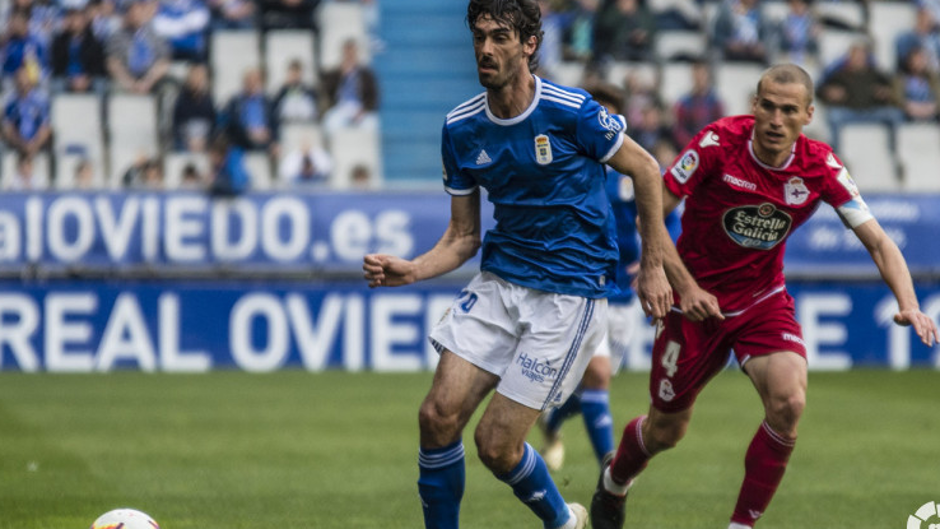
[820,152,874,229]
[663,124,722,198]
[440,122,477,196]
[574,97,627,164]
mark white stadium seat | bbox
[329,126,382,190]
[654,30,706,62]
[546,61,585,88]
[867,1,916,72]
[279,123,326,154]
[210,30,261,105]
[318,2,369,70]
[51,94,105,187]
[243,151,273,191]
[839,122,900,192]
[264,30,318,95]
[715,63,764,117]
[1,151,50,190]
[659,62,694,112]
[605,61,658,91]
[896,122,940,192]
[107,94,159,186]
[817,30,867,72]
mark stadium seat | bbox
[0,151,50,189]
[329,127,382,190]
[605,61,658,91]
[804,103,830,144]
[318,2,370,70]
[653,30,706,62]
[715,63,764,117]
[55,153,103,190]
[838,122,900,192]
[279,122,326,154]
[163,152,211,189]
[243,151,273,190]
[658,62,694,112]
[867,1,916,72]
[546,61,586,88]
[210,30,262,106]
[107,94,159,186]
[818,30,867,73]
[51,94,105,186]
[816,1,866,31]
[264,30,318,95]
[761,1,789,25]
[896,122,940,192]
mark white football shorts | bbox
[429,272,608,411]
[592,299,640,374]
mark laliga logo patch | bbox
[783,176,809,205]
[670,149,699,184]
[597,107,623,133]
[837,167,860,197]
[535,134,553,165]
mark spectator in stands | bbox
[88,0,122,40]
[628,98,672,153]
[1,8,47,88]
[350,163,372,190]
[208,133,250,196]
[279,137,332,188]
[651,0,702,31]
[273,58,319,123]
[51,6,107,94]
[672,59,725,148]
[259,0,319,31]
[778,0,819,68]
[220,67,279,154]
[207,0,256,29]
[816,40,904,150]
[153,0,210,62]
[894,45,940,122]
[74,158,96,189]
[106,0,171,94]
[566,0,600,61]
[173,62,216,151]
[896,7,940,75]
[537,0,565,77]
[122,154,164,190]
[593,0,656,62]
[179,162,205,189]
[5,152,41,190]
[321,38,379,133]
[712,0,771,64]
[2,67,51,157]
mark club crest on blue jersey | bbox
[783,177,809,205]
[597,107,623,133]
[535,134,553,165]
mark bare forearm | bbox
[411,226,481,282]
[870,239,920,312]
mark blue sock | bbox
[496,443,570,529]
[418,441,465,529]
[545,392,582,434]
[580,389,614,464]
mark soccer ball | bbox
[89,508,160,529]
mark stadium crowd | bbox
[1,0,939,192]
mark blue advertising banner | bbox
[1,280,937,372]
[0,192,936,276]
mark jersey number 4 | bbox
[662,341,681,378]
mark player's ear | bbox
[804,103,814,125]
[523,34,538,58]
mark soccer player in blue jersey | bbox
[538,84,683,473]
[362,1,672,528]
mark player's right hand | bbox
[678,285,723,322]
[636,264,672,320]
[362,254,416,288]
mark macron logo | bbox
[699,131,720,148]
[723,173,757,191]
[476,149,492,165]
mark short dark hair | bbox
[583,82,625,114]
[467,0,543,72]
[757,63,815,106]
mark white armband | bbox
[836,195,874,228]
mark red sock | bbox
[731,421,796,526]
[609,415,651,485]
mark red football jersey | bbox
[664,116,860,313]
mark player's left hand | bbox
[636,264,672,321]
[893,309,939,346]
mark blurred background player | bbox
[538,82,682,472]
[363,1,673,528]
[590,63,940,529]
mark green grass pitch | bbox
[0,369,936,528]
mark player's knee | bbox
[766,391,805,435]
[472,429,519,474]
[418,399,460,440]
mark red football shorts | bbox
[649,290,807,413]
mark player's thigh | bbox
[581,355,611,389]
[423,349,500,421]
[498,293,607,411]
[649,311,732,413]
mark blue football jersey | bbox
[441,76,625,298]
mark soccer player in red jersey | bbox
[590,63,940,529]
